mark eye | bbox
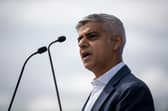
[87,32,99,41]
[77,36,82,43]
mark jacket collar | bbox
[91,65,131,111]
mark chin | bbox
[84,63,95,71]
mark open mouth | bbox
[82,52,92,59]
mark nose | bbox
[78,38,89,49]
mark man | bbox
[76,13,155,111]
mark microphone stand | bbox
[8,36,65,111]
[8,47,47,111]
[48,41,63,111]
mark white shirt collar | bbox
[91,62,125,87]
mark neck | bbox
[93,57,122,79]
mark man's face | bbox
[77,22,116,74]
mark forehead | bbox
[78,22,106,35]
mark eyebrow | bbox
[78,31,98,41]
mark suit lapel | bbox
[91,83,115,111]
[91,65,131,111]
[82,93,92,111]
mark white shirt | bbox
[84,62,125,111]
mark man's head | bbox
[76,13,126,77]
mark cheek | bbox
[91,40,112,57]
[95,44,112,58]
[93,46,106,59]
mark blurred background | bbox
[0,0,168,111]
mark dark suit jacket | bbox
[82,65,155,111]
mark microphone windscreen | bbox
[37,46,47,54]
[57,36,66,42]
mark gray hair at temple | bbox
[76,13,126,54]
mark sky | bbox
[0,0,168,111]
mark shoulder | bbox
[103,66,155,110]
[114,72,153,102]
[107,65,153,100]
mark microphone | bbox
[49,36,66,47]
[37,46,47,54]
[56,36,66,42]
[8,35,66,111]
[47,36,66,111]
[8,46,47,111]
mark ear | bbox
[113,35,122,51]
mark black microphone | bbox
[37,46,47,54]
[8,46,47,111]
[47,36,66,111]
[49,36,66,46]
[57,36,66,42]
[8,36,66,111]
